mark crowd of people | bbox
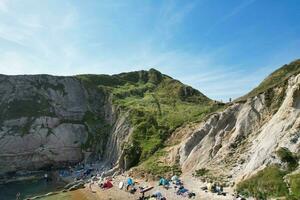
[14,161,248,200]
[86,174,198,199]
[158,176,196,199]
[201,180,226,196]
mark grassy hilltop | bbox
[77,69,223,171]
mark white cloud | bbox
[155,0,197,41]
[53,5,78,31]
[0,0,297,103]
[0,1,82,75]
[19,14,44,29]
[0,0,9,12]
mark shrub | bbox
[237,59,300,102]
[276,147,299,171]
[123,140,142,169]
[288,173,300,199]
[194,168,209,177]
[81,111,111,155]
[236,165,289,199]
[140,151,182,177]
[78,69,224,171]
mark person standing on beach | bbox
[16,192,21,200]
[44,173,49,182]
[88,181,93,191]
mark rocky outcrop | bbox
[1,63,299,187]
[103,111,132,169]
[174,73,300,182]
[0,120,88,173]
[0,74,131,175]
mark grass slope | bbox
[236,165,289,199]
[77,69,224,173]
[237,59,300,102]
[289,173,300,199]
[237,148,300,200]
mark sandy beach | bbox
[64,175,235,200]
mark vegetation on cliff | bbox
[288,173,300,199]
[238,59,300,102]
[81,111,111,156]
[237,148,300,199]
[276,147,299,171]
[77,69,224,173]
[236,165,290,199]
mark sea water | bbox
[0,179,65,200]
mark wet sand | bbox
[39,190,95,200]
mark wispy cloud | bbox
[206,0,256,35]
[0,1,82,75]
[155,0,197,41]
[0,0,298,102]
[0,0,9,12]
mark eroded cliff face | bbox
[166,73,300,182]
[103,110,132,170]
[2,64,298,183]
[0,75,131,174]
[0,69,213,176]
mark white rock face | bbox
[0,75,130,174]
[177,74,300,181]
[0,118,87,172]
[104,112,132,168]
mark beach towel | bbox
[103,180,113,189]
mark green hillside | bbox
[77,69,224,169]
[237,59,300,102]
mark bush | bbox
[238,60,300,101]
[276,147,299,171]
[81,111,111,155]
[288,173,300,199]
[123,141,142,169]
[194,168,209,177]
[236,165,289,199]
[78,69,224,171]
[140,151,182,177]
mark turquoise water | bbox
[0,179,65,200]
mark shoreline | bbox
[1,166,238,200]
[0,171,47,185]
[0,170,70,200]
[75,175,234,200]
[35,173,237,200]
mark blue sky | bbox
[0,0,299,101]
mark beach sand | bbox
[68,175,235,200]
